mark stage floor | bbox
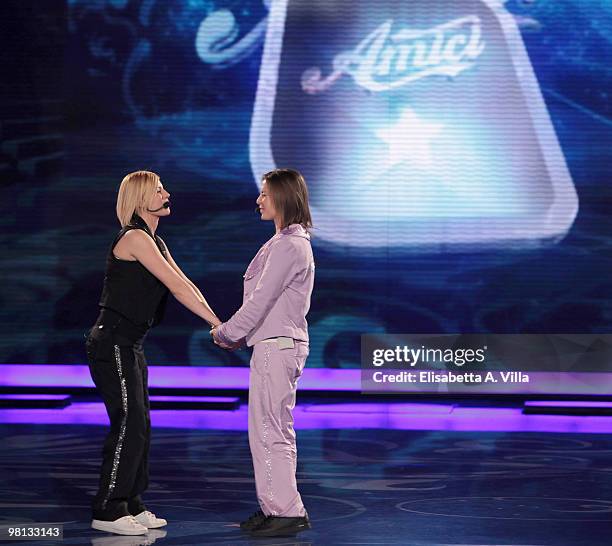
[1,412,611,545]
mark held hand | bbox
[210,326,237,351]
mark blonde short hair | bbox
[116,170,160,227]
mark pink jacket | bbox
[216,224,315,346]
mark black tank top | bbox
[98,214,169,327]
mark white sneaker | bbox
[133,510,167,529]
[91,515,149,536]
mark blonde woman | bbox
[85,171,221,536]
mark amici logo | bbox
[302,16,486,94]
[251,0,578,249]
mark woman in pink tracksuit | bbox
[212,168,315,538]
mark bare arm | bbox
[161,242,219,325]
[158,237,220,326]
[124,230,221,327]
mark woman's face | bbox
[256,181,277,221]
[145,180,171,217]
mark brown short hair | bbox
[262,168,313,231]
[116,170,160,227]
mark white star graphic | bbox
[375,107,444,168]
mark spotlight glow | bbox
[250,0,578,248]
[375,107,444,169]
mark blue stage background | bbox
[1,0,611,376]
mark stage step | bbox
[149,395,240,410]
[0,364,360,393]
[0,394,71,409]
[523,401,612,416]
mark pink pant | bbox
[248,340,308,517]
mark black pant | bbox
[85,309,151,521]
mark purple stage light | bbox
[1,401,612,433]
[2,365,612,395]
[0,364,360,391]
[303,402,454,414]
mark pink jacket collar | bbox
[279,223,310,240]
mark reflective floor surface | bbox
[1,407,611,545]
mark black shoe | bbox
[249,515,311,537]
[240,509,266,531]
